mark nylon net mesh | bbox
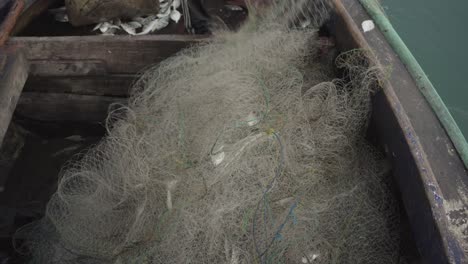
[16,1,401,263]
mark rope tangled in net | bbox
[15,1,401,263]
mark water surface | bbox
[383,0,468,140]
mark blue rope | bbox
[252,132,296,263]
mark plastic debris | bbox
[211,144,226,166]
[94,0,180,35]
[170,9,182,23]
[225,5,244,11]
[93,21,121,35]
[120,22,142,35]
[136,16,170,35]
[301,253,319,263]
[362,20,375,33]
[166,180,178,210]
[246,111,260,126]
[54,0,182,35]
[300,19,312,28]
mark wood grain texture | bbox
[0,48,29,146]
[29,59,108,76]
[7,35,204,74]
[333,0,468,263]
[24,75,134,96]
[16,92,127,122]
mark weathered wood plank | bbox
[24,75,134,96]
[29,59,107,76]
[333,0,468,263]
[0,48,29,146]
[6,35,205,74]
[16,92,127,122]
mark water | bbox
[382,0,468,140]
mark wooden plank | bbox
[29,59,107,76]
[6,35,205,74]
[16,92,127,122]
[12,0,58,35]
[0,48,29,146]
[24,75,134,96]
[0,0,25,45]
[333,0,468,263]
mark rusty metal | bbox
[0,0,25,46]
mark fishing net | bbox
[16,0,401,263]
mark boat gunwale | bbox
[332,0,468,263]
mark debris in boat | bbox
[65,135,85,142]
[53,0,183,35]
[165,180,178,210]
[51,145,81,157]
[92,0,181,35]
[17,1,401,263]
[301,253,319,263]
[211,148,225,166]
[362,19,375,32]
[300,19,312,28]
[225,4,244,11]
[92,20,121,35]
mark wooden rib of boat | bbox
[0,0,466,263]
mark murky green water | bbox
[383,0,468,140]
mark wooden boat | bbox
[0,0,466,263]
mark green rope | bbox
[359,0,468,168]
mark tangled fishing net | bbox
[16,0,401,263]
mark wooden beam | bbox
[333,0,468,263]
[7,35,205,74]
[29,59,108,76]
[24,75,134,96]
[0,48,29,146]
[16,92,126,123]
